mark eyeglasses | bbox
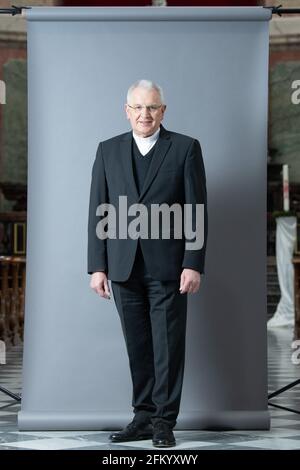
[127,104,163,113]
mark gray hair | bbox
[127,79,165,105]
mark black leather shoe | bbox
[109,421,153,443]
[152,421,176,447]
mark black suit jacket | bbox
[87,125,207,281]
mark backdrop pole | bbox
[1,5,300,17]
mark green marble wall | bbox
[1,59,27,211]
[269,60,300,183]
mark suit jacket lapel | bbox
[119,132,139,200]
[138,125,171,201]
[120,125,172,201]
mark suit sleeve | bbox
[182,139,208,274]
[87,142,108,275]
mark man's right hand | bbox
[90,272,111,299]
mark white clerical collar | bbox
[132,127,160,156]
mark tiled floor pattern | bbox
[0,327,299,450]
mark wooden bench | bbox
[0,256,26,345]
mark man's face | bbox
[125,87,166,137]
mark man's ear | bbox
[124,103,130,120]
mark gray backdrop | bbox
[18,6,272,430]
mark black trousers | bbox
[111,241,187,429]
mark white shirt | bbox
[132,127,160,156]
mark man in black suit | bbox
[88,79,207,447]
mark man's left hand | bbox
[179,269,201,294]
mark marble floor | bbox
[0,327,299,450]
